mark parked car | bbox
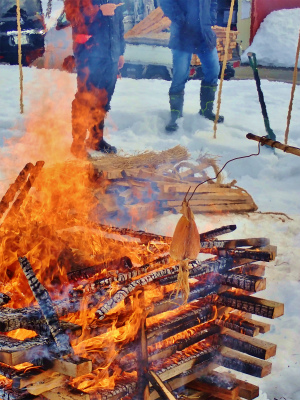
[0,0,46,65]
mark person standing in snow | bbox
[65,0,125,158]
[160,0,224,132]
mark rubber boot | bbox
[165,92,184,133]
[199,83,224,123]
[88,120,117,154]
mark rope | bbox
[284,28,300,145]
[16,0,24,114]
[213,0,236,139]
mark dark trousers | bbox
[72,50,119,153]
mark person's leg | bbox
[197,47,224,123]
[70,65,91,158]
[166,49,192,132]
[87,58,119,153]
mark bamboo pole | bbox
[16,0,24,114]
[284,28,300,145]
[247,133,300,157]
[213,0,236,138]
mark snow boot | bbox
[88,121,117,154]
[199,83,224,123]
[165,92,184,132]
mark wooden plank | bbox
[42,386,90,400]
[242,318,271,334]
[220,371,259,400]
[230,264,266,277]
[217,347,272,378]
[187,374,239,400]
[220,329,277,360]
[149,361,215,400]
[216,293,284,319]
[25,372,67,395]
[52,356,92,378]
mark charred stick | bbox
[76,255,171,294]
[147,304,216,346]
[247,133,300,157]
[18,257,71,355]
[95,263,182,320]
[94,223,236,245]
[95,258,225,321]
[158,257,233,286]
[67,256,134,283]
[199,225,236,241]
[0,293,10,306]
[0,163,34,220]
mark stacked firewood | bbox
[89,146,257,221]
[124,7,238,63]
[0,221,283,400]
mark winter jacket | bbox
[65,0,125,63]
[160,0,217,53]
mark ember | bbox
[0,161,283,400]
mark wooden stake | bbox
[284,28,300,144]
[213,0,236,138]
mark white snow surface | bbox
[1,65,300,400]
[241,8,300,68]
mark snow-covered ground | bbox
[0,63,300,399]
[241,8,300,68]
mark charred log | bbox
[18,257,72,355]
[3,161,44,224]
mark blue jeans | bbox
[169,47,220,94]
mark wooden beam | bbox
[187,373,239,400]
[24,372,67,396]
[219,371,259,400]
[220,329,277,360]
[216,293,284,319]
[52,355,92,378]
[217,347,272,378]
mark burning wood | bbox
[0,212,284,400]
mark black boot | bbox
[95,139,117,154]
[87,120,117,154]
[199,83,224,123]
[165,92,184,132]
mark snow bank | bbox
[241,8,300,68]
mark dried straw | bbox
[91,145,190,171]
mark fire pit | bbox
[0,161,283,400]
